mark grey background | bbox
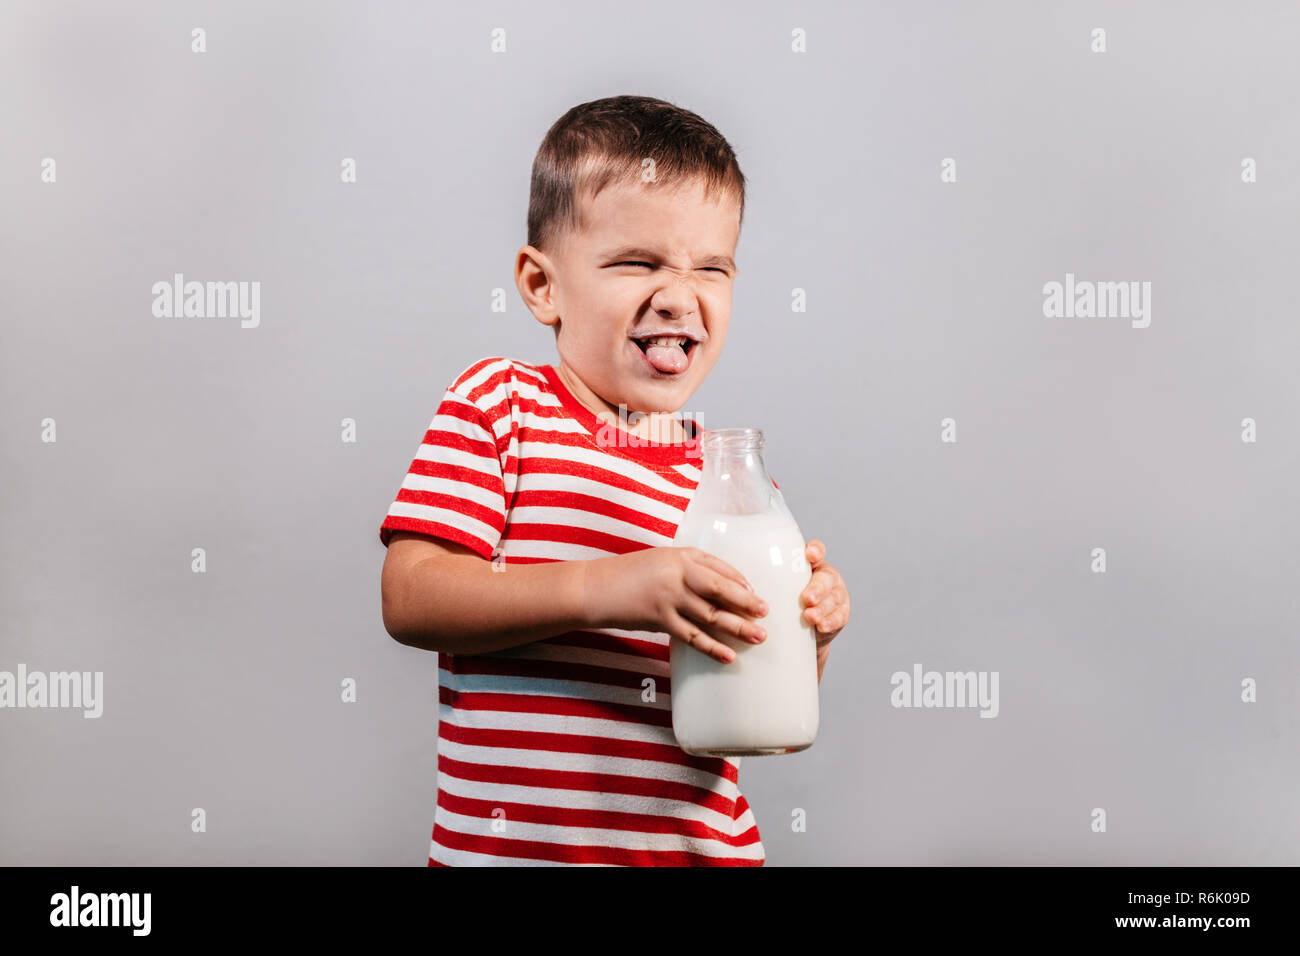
[2,0,1297,865]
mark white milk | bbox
[669,511,821,756]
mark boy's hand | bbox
[583,547,769,664]
[800,540,850,653]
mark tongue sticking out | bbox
[644,344,688,374]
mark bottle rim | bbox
[700,427,764,450]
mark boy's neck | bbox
[554,361,689,443]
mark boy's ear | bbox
[515,244,560,329]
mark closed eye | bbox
[614,261,728,274]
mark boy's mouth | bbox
[630,334,698,375]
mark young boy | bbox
[378,95,851,866]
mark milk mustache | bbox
[669,428,820,756]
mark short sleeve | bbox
[378,384,508,559]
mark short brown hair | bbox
[527,95,746,253]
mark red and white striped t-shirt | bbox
[379,356,765,866]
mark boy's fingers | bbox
[802,570,832,605]
[805,593,839,631]
[805,539,825,563]
[693,550,753,591]
[823,606,849,632]
[685,564,767,619]
[670,610,737,664]
[806,590,849,632]
[681,593,766,645]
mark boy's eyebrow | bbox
[601,245,736,272]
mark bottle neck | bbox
[694,431,776,515]
[700,447,769,481]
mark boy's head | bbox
[516,95,746,421]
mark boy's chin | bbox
[619,377,699,415]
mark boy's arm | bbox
[382,530,768,662]
[382,531,591,654]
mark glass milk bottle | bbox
[669,428,820,756]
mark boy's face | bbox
[517,175,740,420]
